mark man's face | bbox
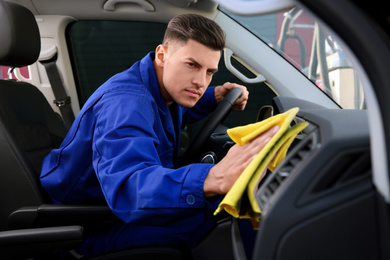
[155,39,221,108]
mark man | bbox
[40,14,277,256]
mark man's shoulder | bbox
[92,69,152,101]
[81,55,160,113]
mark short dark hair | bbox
[163,13,225,51]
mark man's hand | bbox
[215,82,249,111]
[203,125,279,197]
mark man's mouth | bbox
[185,89,201,97]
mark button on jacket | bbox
[40,52,221,256]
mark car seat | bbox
[0,0,70,232]
[0,0,189,259]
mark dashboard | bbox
[233,97,376,259]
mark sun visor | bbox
[213,0,295,15]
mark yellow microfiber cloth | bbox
[214,107,308,228]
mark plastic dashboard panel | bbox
[233,97,379,260]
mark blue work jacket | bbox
[40,52,221,256]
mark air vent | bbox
[257,129,319,211]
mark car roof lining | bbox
[7,0,219,21]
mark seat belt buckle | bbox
[54,96,71,107]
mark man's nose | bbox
[192,71,208,88]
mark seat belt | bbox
[40,54,75,130]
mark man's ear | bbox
[155,44,167,67]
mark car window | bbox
[0,66,30,80]
[222,7,365,110]
[0,66,6,79]
[67,21,167,105]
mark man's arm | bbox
[183,82,248,124]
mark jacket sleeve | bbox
[92,93,219,225]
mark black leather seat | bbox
[0,1,85,258]
[0,0,70,232]
[0,1,190,259]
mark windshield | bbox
[222,7,365,109]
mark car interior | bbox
[0,0,390,259]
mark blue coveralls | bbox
[40,52,221,256]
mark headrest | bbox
[0,0,41,67]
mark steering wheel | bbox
[179,87,243,166]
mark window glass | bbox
[67,21,167,105]
[0,66,6,79]
[0,66,30,80]
[222,7,365,109]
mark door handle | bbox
[224,48,266,83]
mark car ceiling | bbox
[5,0,220,22]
